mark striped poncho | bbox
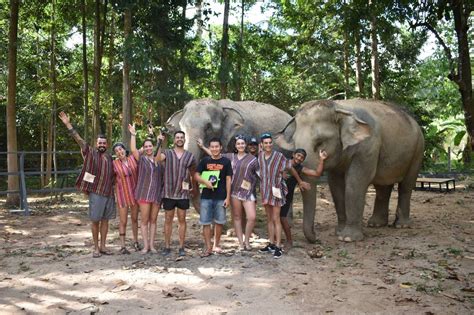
[258,150,289,206]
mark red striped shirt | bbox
[163,149,196,199]
[258,151,288,206]
[76,145,114,197]
[113,155,138,208]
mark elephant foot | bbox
[393,217,411,229]
[335,222,346,236]
[337,226,364,242]
[367,216,388,228]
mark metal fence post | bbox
[19,153,29,216]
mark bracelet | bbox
[68,127,75,134]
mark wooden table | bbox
[415,177,456,192]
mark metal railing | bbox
[0,151,81,215]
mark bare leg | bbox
[130,204,139,243]
[272,206,282,247]
[231,197,244,248]
[213,224,223,250]
[177,209,187,248]
[164,209,175,248]
[203,225,212,251]
[242,200,256,248]
[91,221,100,255]
[149,203,160,252]
[118,206,128,248]
[280,217,292,248]
[99,219,109,251]
[264,205,275,244]
[139,203,151,253]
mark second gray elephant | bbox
[276,99,424,242]
[166,98,292,160]
[166,98,293,210]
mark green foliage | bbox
[0,0,471,172]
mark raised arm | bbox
[58,111,87,151]
[128,124,140,161]
[154,133,167,162]
[302,150,327,177]
[196,138,212,156]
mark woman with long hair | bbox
[128,124,163,254]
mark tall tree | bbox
[369,0,381,99]
[409,0,473,162]
[6,0,20,206]
[82,0,89,142]
[235,0,245,101]
[354,27,364,97]
[219,0,230,99]
[122,5,132,148]
[92,0,102,140]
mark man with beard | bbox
[59,111,115,258]
[156,131,197,256]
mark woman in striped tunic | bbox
[198,135,259,250]
[112,142,140,254]
[129,124,163,254]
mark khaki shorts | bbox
[89,193,116,222]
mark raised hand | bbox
[196,138,203,149]
[128,124,136,135]
[59,111,71,127]
[319,150,328,160]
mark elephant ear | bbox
[222,107,245,135]
[165,109,183,133]
[274,118,296,151]
[335,108,371,150]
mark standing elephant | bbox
[275,99,424,242]
[166,98,293,210]
[166,98,292,160]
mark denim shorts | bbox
[199,198,226,225]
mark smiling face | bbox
[262,138,273,153]
[143,139,154,156]
[209,140,222,158]
[96,137,108,153]
[248,143,258,154]
[235,139,246,153]
[114,146,127,160]
[174,132,185,148]
[292,152,306,166]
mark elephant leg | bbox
[328,172,346,236]
[394,147,423,228]
[339,161,375,242]
[367,184,393,227]
[301,175,318,243]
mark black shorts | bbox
[280,186,296,217]
[162,198,190,211]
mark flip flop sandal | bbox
[100,250,113,255]
[200,249,213,258]
[212,247,223,254]
[92,251,102,258]
[119,247,130,255]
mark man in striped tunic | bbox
[157,131,197,257]
[258,133,308,259]
[59,111,115,258]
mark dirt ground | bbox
[0,183,473,314]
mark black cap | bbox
[249,137,258,144]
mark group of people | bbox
[59,111,327,259]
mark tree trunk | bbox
[370,11,380,100]
[195,0,203,38]
[122,6,132,148]
[178,0,187,105]
[92,0,102,140]
[219,0,230,99]
[343,29,350,100]
[6,0,20,206]
[82,0,89,142]
[354,28,364,97]
[40,118,45,187]
[51,0,58,190]
[106,9,115,142]
[450,0,473,163]
[235,0,244,101]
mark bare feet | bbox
[212,246,223,253]
[141,248,149,254]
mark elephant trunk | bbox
[301,175,318,243]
